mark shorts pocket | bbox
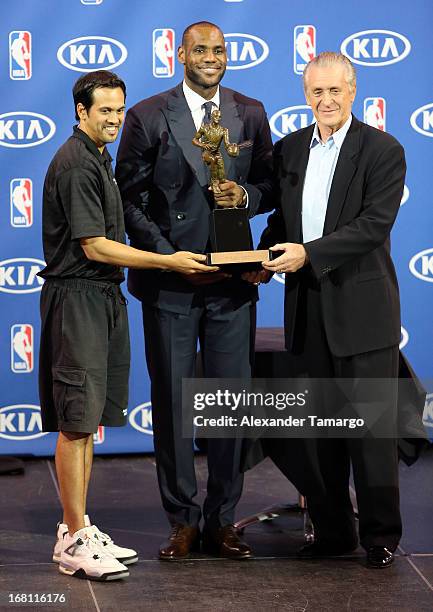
[53,366,87,423]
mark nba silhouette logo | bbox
[153,29,175,78]
[10,179,33,227]
[294,25,316,75]
[93,426,105,444]
[9,31,32,80]
[364,98,386,132]
[11,324,34,373]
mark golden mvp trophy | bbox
[192,109,272,268]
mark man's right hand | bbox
[241,269,273,285]
[166,252,219,275]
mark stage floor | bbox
[1,450,432,611]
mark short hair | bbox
[73,70,126,121]
[303,52,356,92]
[181,21,223,46]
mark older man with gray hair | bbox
[249,51,408,568]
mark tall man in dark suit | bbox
[116,21,273,560]
[248,52,406,568]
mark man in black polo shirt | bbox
[39,70,215,582]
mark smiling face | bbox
[178,25,226,99]
[304,63,356,139]
[77,86,125,151]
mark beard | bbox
[185,64,226,90]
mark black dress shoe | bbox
[202,525,253,559]
[366,546,394,569]
[297,539,358,558]
[159,524,200,560]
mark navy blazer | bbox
[116,83,273,314]
[259,116,406,357]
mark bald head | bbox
[181,21,223,46]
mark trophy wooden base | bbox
[205,249,284,272]
[206,249,270,266]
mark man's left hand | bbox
[212,180,245,208]
[263,243,308,274]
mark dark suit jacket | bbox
[115,83,273,314]
[243,116,429,473]
[260,115,405,357]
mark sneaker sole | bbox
[54,553,137,565]
[59,565,129,581]
[118,555,138,565]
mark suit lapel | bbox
[219,87,243,181]
[323,116,361,234]
[164,84,208,187]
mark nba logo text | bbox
[364,97,386,131]
[10,179,33,227]
[11,324,33,373]
[293,25,316,75]
[93,426,105,444]
[9,31,32,80]
[153,29,175,78]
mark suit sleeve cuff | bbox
[238,185,249,208]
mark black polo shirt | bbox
[39,126,125,282]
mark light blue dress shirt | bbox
[302,115,352,243]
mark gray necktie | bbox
[202,101,214,124]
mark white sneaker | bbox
[53,522,68,563]
[84,515,138,565]
[59,528,129,581]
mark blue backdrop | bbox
[1,0,432,455]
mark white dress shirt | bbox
[182,81,220,130]
[302,115,352,243]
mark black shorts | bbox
[39,278,130,433]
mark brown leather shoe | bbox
[202,525,253,559]
[159,524,200,560]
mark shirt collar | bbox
[72,125,112,165]
[310,114,352,150]
[182,80,220,113]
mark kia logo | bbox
[0,257,45,294]
[272,272,285,285]
[57,36,127,72]
[423,393,433,427]
[400,185,409,206]
[400,326,409,350]
[409,248,433,283]
[129,402,153,435]
[224,33,269,70]
[0,112,56,148]
[410,103,433,138]
[340,29,411,66]
[0,405,49,441]
[269,105,314,138]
